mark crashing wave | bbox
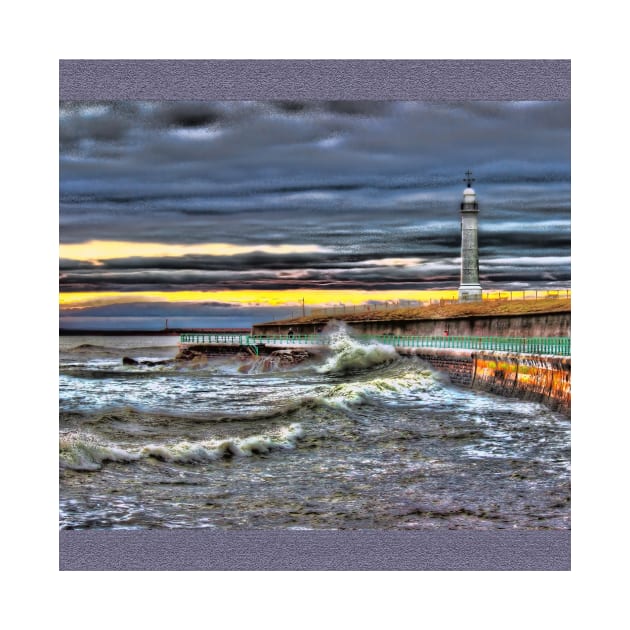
[59,432,140,471]
[316,325,399,374]
[142,424,304,463]
[59,424,305,471]
[321,369,437,410]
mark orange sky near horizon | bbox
[59,240,461,309]
[59,289,461,310]
[59,241,570,311]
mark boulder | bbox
[121,356,173,367]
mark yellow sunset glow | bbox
[59,240,328,262]
[59,289,460,310]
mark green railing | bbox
[179,333,570,356]
[179,333,322,346]
[357,335,570,355]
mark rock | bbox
[175,347,197,361]
[261,349,311,370]
[175,347,210,362]
[188,355,208,368]
[174,346,312,371]
[140,359,173,367]
[121,356,173,367]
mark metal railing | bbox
[481,289,571,301]
[310,302,424,318]
[180,333,570,356]
[180,333,322,346]
[180,333,252,345]
[357,335,570,356]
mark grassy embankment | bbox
[267,297,571,326]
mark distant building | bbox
[458,170,482,302]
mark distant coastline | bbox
[59,328,251,336]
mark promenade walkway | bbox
[179,333,570,356]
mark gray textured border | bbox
[58,59,570,571]
[59,59,570,101]
[60,530,570,571]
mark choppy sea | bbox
[59,328,570,530]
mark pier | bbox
[179,332,570,356]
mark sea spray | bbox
[321,369,438,410]
[316,324,399,374]
[239,349,312,374]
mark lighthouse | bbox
[458,170,482,301]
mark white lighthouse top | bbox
[462,170,477,205]
[463,170,476,192]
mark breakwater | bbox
[252,312,570,338]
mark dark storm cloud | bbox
[59,100,570,298]
[59,248,569,293]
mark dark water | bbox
[59,329,570,530]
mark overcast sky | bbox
[59,100,570,328]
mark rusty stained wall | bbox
[471,352,571,416]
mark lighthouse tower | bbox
[458,170,482,302]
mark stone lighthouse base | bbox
[458,284,482,302]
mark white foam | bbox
[316,325,399,373]
[321,370,436,410]
[142,423,305,463]
[59,432,140,471]
[59,424,305,471]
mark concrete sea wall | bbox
[398,348,570,416]
[397,348,474,387]
[471,352,571,416]
[252,312,570,338]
